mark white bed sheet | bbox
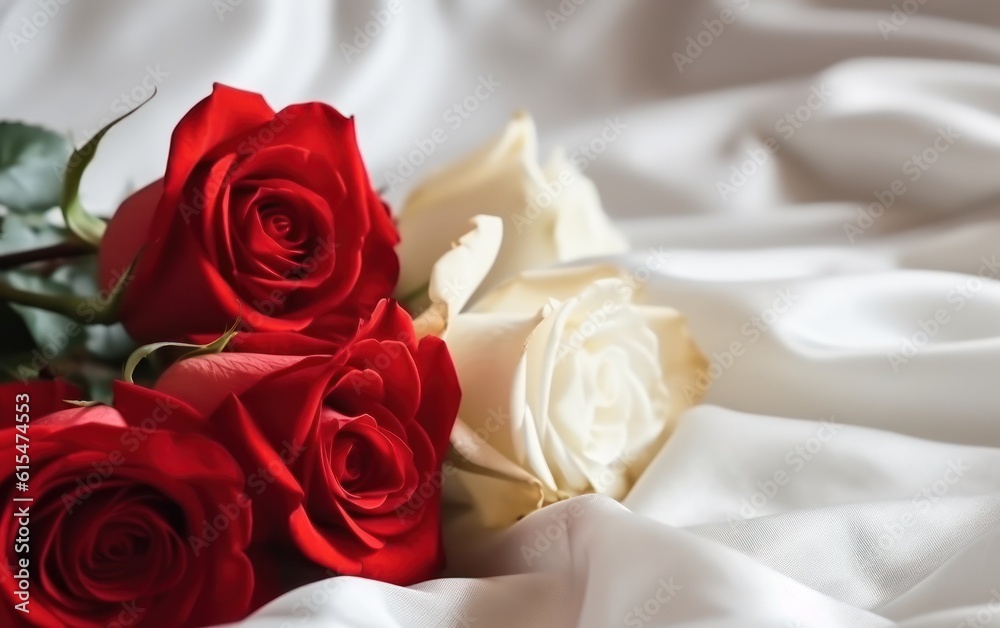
[4,1,1000,625]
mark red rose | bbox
[98,83,399,344]
[154,300,460,585]
[0,381,253,627]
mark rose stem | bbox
[0,241,91,271]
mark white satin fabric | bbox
[5,1,1000,626]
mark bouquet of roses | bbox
[0,84,706,627]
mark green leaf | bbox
[0,212,66,257]
[85,323,136,361]
[47,258,135,359]
[61,91,155,247]
[0,301,36,356]
[4,270,88,357]
[122,318,240,384]
[0,250,138,325]
[84,374,115,405]
[0,122,71,214]
[0,255,140,368]
[0,352,40,383]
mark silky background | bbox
[4,1,1000,626]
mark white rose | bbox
[426,225,706,526]
[396,111,628,304]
